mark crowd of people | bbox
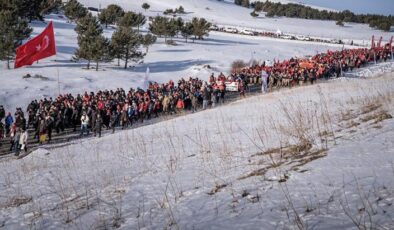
[0,45,392,156]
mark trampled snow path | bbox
[0,71,393,229]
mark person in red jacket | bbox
[176,98,184,113]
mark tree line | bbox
[64,0,156,70]
[149,16,211,43]
[236,0,393,32]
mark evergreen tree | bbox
[149,16,170,41]
[175,17,184,36]
[90,36,110,71]
[142,3,150,12]
[142,33,157,53]
[74,13,107,69]
[235,0,249,7]
[0,9,32,69]
[181,22,193,43]
[111,27,144,69]
[166,18,179,41]
[16,0,43,22]
[40,0,62,16]
[64,0,88,22]
[191,17,211,40]
[98,4,124,28]
[176,6,185,14]
[117,12,146,32]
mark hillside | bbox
[0,71,393,229]
[78,0,393,40]
[0,12,352,112]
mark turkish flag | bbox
[14,21,56,69]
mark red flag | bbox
[377,36,383,48]
[371,35,375,49]
[14,21,56,68]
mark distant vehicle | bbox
[331,39,340,44]
[281,34,295,40]
[240,29,255,36]
[296,35,311,41]
[223,27,238,33]
[210,25,219,31]
[88,7,100,12]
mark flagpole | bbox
[57,65,60,96]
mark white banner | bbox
[225,81,239,92]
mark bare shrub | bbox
[231,59,246,73]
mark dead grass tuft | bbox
[361,103,382,114]
[207,183,227,195]
[1,196,33,208]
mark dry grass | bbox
[1,195,32,208]
[361,110,392,123]
[207,183,227,195]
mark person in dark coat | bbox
[55,111,65,134]
[45,114,54,143]
[0,105,5,122]
[94,113,103,138]
[110,112,117,134]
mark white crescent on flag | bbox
[43,35,49,49]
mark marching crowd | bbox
[0,45,393,156]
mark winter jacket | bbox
[95,116,103,130]
[80,115,89,126]
[110,113,118,125]
[45,117,54,130]
[5,115,13,126]
[176,99,184,109]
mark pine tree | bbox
[175,17,184,36]
[90,36,110,71]
[111,27,144,69]
[166,18,178,41]
[0,9,32,69]
[16,0,43,22]
[98,4,124,28]
[117,12,146,33]
[181,22,193,43]
[40,0,62,16]
[64,0,88,22]
[74,13,107,69]
[176,6,185,14]
[191,17,211,40]
[142,3,150,12]
[142,33,157,53]
[149,16,169,41]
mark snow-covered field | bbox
[1,70,393,229]
[0,13,352,112]
[79,0,393,41]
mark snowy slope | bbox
[79,0,393,41]
[0,71,393,229]
[0,13,350,112]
